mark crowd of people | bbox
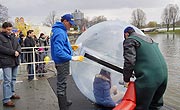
[0,13,168,110]
[0,22,51,106]
[22,30,50,80]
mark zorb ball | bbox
[71,20,144,103]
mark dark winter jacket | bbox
[24,36,35,50]
[123,32,153,82]
[24,36,35,62]
[0,32,21,68]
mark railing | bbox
[19,46,56,80]
[1,35,79,81]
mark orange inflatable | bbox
[113,82,136,110]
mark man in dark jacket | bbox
[122,27,168,110]
[0,22,21,107]
[24,30,35,80]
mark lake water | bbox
[147,33,180,110]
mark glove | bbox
[123,81,129,88]
[119,81,124,85]
[72,56,84,62]
[71,45,79,51]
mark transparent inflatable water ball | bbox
[71,20,144,104]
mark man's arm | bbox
[123,38,140,82]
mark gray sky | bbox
[1,0,180,24]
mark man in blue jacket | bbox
[50,14,83,110]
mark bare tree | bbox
[162,5,171,32]
[170,4,179,31]
[162,4,179,32]
[43,11,58,27]
[88,15,107,27]
[82,17,89,27]
[80,17,89,31]
[131,9,146,28]
[0,4,8,24]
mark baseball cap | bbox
[61,14,76,26]
[124,26,135,33]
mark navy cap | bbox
[124,26,135,33]
[61,14,76,26]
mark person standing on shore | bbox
[50,13,84,110]
[0,22,21,107]
[122,26,168,110]
[24,30,35,81]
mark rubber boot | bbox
[66,100,72,106]
[58,95,67,110]
[64,92,72,106]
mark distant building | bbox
[72,9,84,32]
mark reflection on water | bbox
[148,33,180,109]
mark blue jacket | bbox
[93,77,116,107]
[50,22,72,64]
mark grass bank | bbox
[145,29,180,34]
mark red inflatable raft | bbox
[113,81,136,110]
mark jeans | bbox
[2,66,18,103]
[0,69,3,80]
[55,61,70,96]
[27,64,34,80]
[20,53,26,63]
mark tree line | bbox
[130,4,179,31]
[43,3,179,31]
[0,3,179,32]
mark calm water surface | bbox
[148,33,180,110]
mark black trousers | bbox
[55,61,70,96]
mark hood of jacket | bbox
[52,22,67,32]
[50,21,72,64]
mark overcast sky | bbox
[1,0,180,25]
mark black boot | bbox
[64,92,72,106]
[58,95,67,110]
[66,100,72,106]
